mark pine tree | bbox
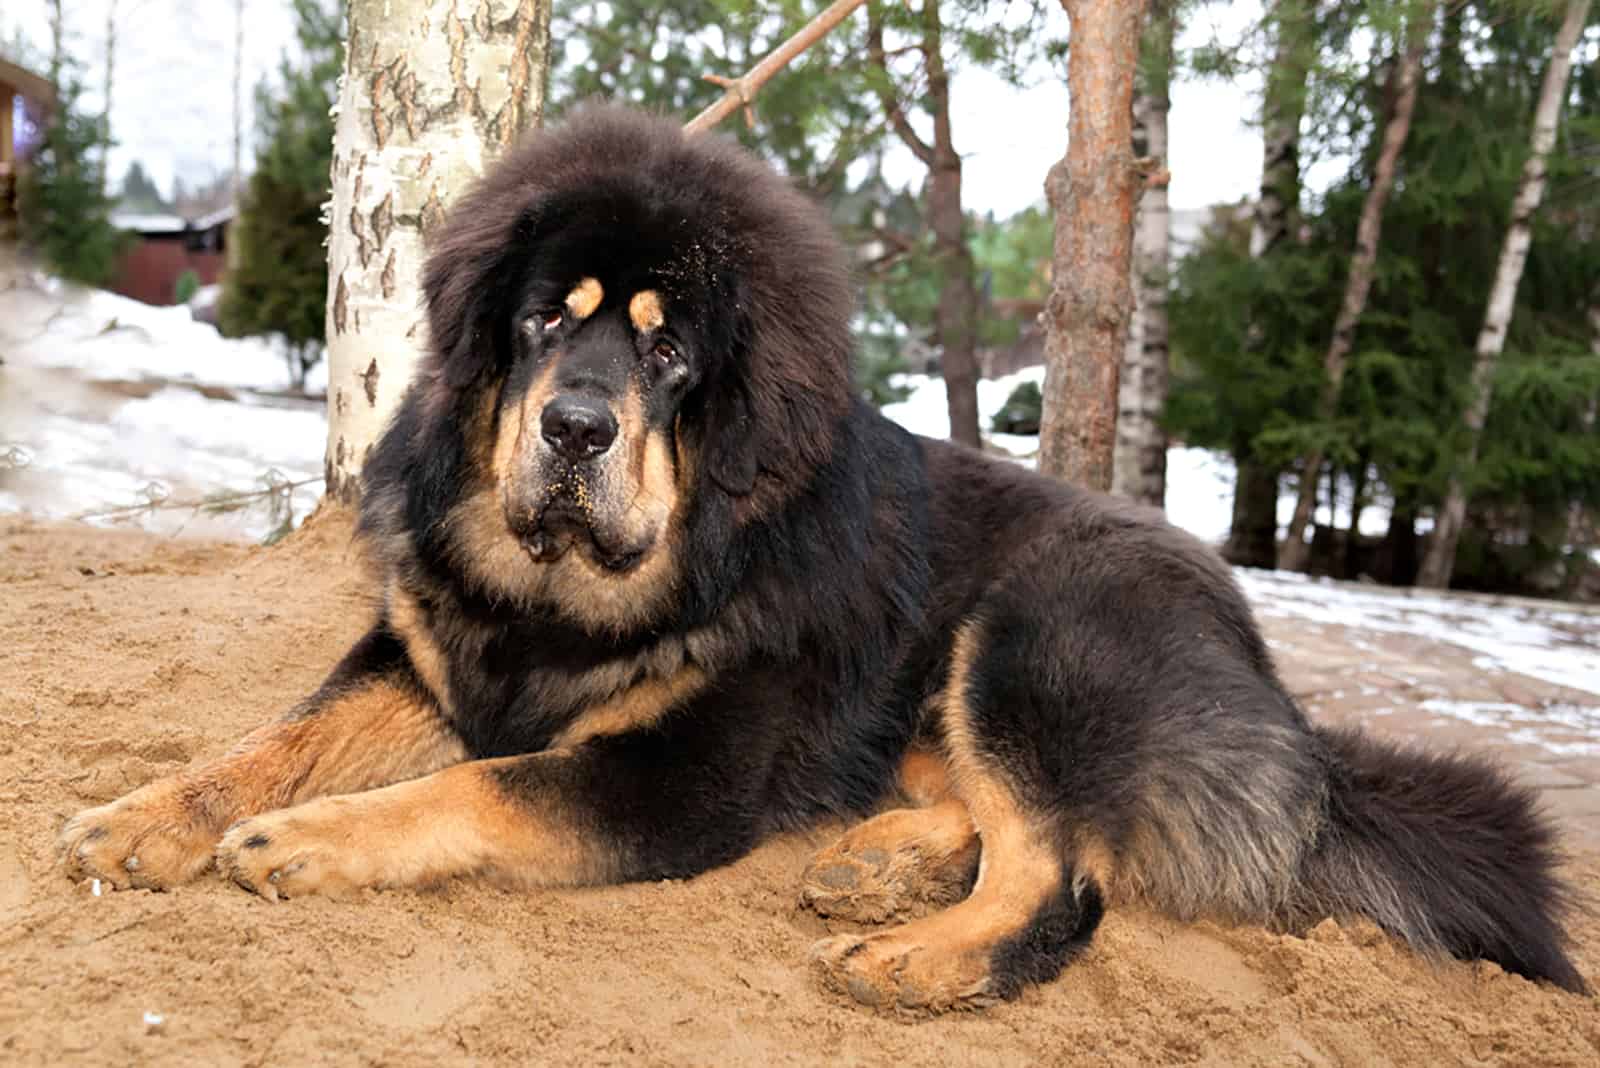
[1170,1,1600,592]
[18,73,129,286]
[220,0,343,391]
[118,161,168,213]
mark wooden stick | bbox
[684,0,870,134]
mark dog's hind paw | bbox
[810,928,997,1013]
[799,802,979,924]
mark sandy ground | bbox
[1,513,1598,1067]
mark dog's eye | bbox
[541,309,564,332]
[652,340,679,368]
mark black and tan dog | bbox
[60,106,1586,1009]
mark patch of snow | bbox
[1236,568,1600,698]
[110,212,188,234]
[2,271,326,539]
[1,281,327,395]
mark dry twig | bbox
[684,0,870,134]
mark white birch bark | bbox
[102,0,117,194]
[1417,0,1591,588]
[232,0,243,197]
[323,0,553,503]
[1111,4,1172,509]
[1249,0,1312,260]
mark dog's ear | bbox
[702,376,761,497]
[421,209,535,391]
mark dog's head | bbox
[378,106,854,630]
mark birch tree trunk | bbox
[1111,0,1172,508]
[102,0,117,194]
[49,0,64,81]
[1278,0,1433,572]
[323,0,553,504]
[1416,0,1591,589]
[1224,0,1314,567]
[1039,0,1148,491]
[1250,0,1314,260]
[232,0,244,198]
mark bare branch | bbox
[684,0,870,135]
[865,4,935,166]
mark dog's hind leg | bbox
[811,625,1107,1011]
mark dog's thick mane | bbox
[357,107,915,643]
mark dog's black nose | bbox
[541,395,618,460]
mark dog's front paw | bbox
[59,780,219,890]
[215,799,373,901]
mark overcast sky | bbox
[6,0,1288,216]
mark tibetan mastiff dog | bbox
[61,106,1585,1008]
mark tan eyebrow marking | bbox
[628,290,664,333]
[565,277,603,320]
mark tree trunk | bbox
[323,0,553,504]
[1111,0,1172,508]
[1222,453,1281,568]
[49,0,64,82]
[1039,0,1148,490]
[866,3,979,449]
[1417,0,1591,589]
[1278,0,1433,573]
[233,0,244,198]
[1566,297,1600,586]
[1379,499,1419,585]
[924,2,980,450]
[1250,0,1315,259]
[1343,453,1371,579]
[102,0,117,194]
[1228,0,1316,556]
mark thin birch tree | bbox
[1111,0,1173,508]
[1416,0,1592,588]
[232,0,244,199]
[323,0,554,502]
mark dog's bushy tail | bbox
[1297,726,1587,993]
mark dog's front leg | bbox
[59,626,465,890]
[215,716,766,899]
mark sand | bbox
[1,511,1597,1066]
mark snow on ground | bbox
[3,272,327,394]
[1,267,325,539]
[1236,568,1600,698]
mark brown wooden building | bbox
[108,207,234,306]
[1,56,56,239]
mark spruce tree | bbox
[219,0,342,390]
[118,161,169,213]
[18,72,130,286]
